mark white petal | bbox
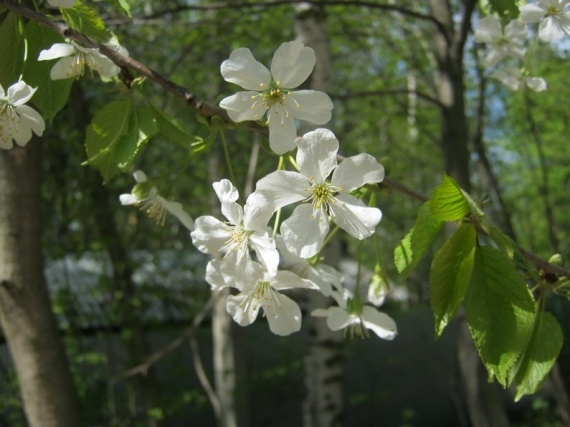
[538,16,567,41]
[505,19,528,41]
[38,43,76,61]
[243,192,274,230]
[206,259,228,291]
[307,265,341,296]
[361,306,397,340]
[219,92,266,123]
[526,77,548,92]
[520,4,546,23]
[227,293,259,326]
[16,105,45,136]
[213,179,239,203]
[12,118,33,147]
[329,193,381,239]
[271,41,316,88]
[281,204,329,258]
[249,232,279,275]
[482,48,505,68]
[0,85,5,98]
[133,170,147,182]
[50,57,81,80]
[296,128,339,183]
[287,91,333,124]
[163,200,194,231]
[325,306,352,331]
[120,194,138,205]
[220,257,261,291]
[221,48,271,91]
[88,52,120,78]
[473,16,502,44]
[255,170,308,211]
[190,216,232,254]
[331,153,384,192]
[267,105,297,154]
[7,81,37,106]
[262,292,302,336]
[269,270,318,291]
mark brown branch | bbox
[111,292,222,383]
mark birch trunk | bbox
[295,3,344,427]
[0,141,83,427]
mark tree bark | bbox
[0,141,83,427]
[428,2,510,426]
[295,3,344,427]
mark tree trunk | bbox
[295,3,344,427]
[428,2,510,426]
[0,141,83,427]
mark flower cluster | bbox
[151,41,397,338]
[473,9,548,92]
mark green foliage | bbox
[394,202,443,278]
[22,21,73,123]
[430,223,476,337]
[84,97,133,182]
[464,246,536,386]
[0,12,23,88]
[429,174,471,221]
[106,0,132,19]
[148,102,195,148]
[61,2,112,42]
[482,0,522,19]
[512,311,563,401]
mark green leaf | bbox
[483,223,516,259]
[114,106,158,171]
[464,246,536,386]
[0,12,23,88]
[483,0,521,19]
[430,223,476,337]
[106,0,132,18]
[394,202,443,278]
[22,21,73,123]
[430,174,471,221]
[149,103,193,147]
[61,2,112,42]
[84,98,132,182]
[512,311,563,401]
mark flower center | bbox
[140,197,167,226]
[240,281,281,318]
[262,87,286,107]
[546,6,561,16]
[306,181,343,215]
[222,226,250,262]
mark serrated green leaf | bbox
[483,223,516,259]
[430,223,476,337]
[484,0,521,19]
[61,2,112,42]
[430,174,471,221]
[106,0,132,18]
[85,99,132,182]
[464,246,536,386]
[114,107,158,170]
[512,311,563,401]
[149,103,193,147]
[394,202,443,278]
[22,21,73,123]
[0,12,23,88]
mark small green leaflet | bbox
[464,246,536,386]
[394,202,443,278]
[0,12,23,88]
[512,311,563,401]
[22,21,73,123]
[61,2,112,43]
[430,223,476,337]
[430,174,471,221]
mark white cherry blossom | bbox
[190,180,278,282]
[38,41,122,80]
[520,0,570,42]
[120,170,194,231]
[221,261,316,336]
[312,289,397,339]
[492,67,547,92]
[0,81,45,150]
[219,40,333,154]
[255,128,384,258]
[474,16,527,67]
